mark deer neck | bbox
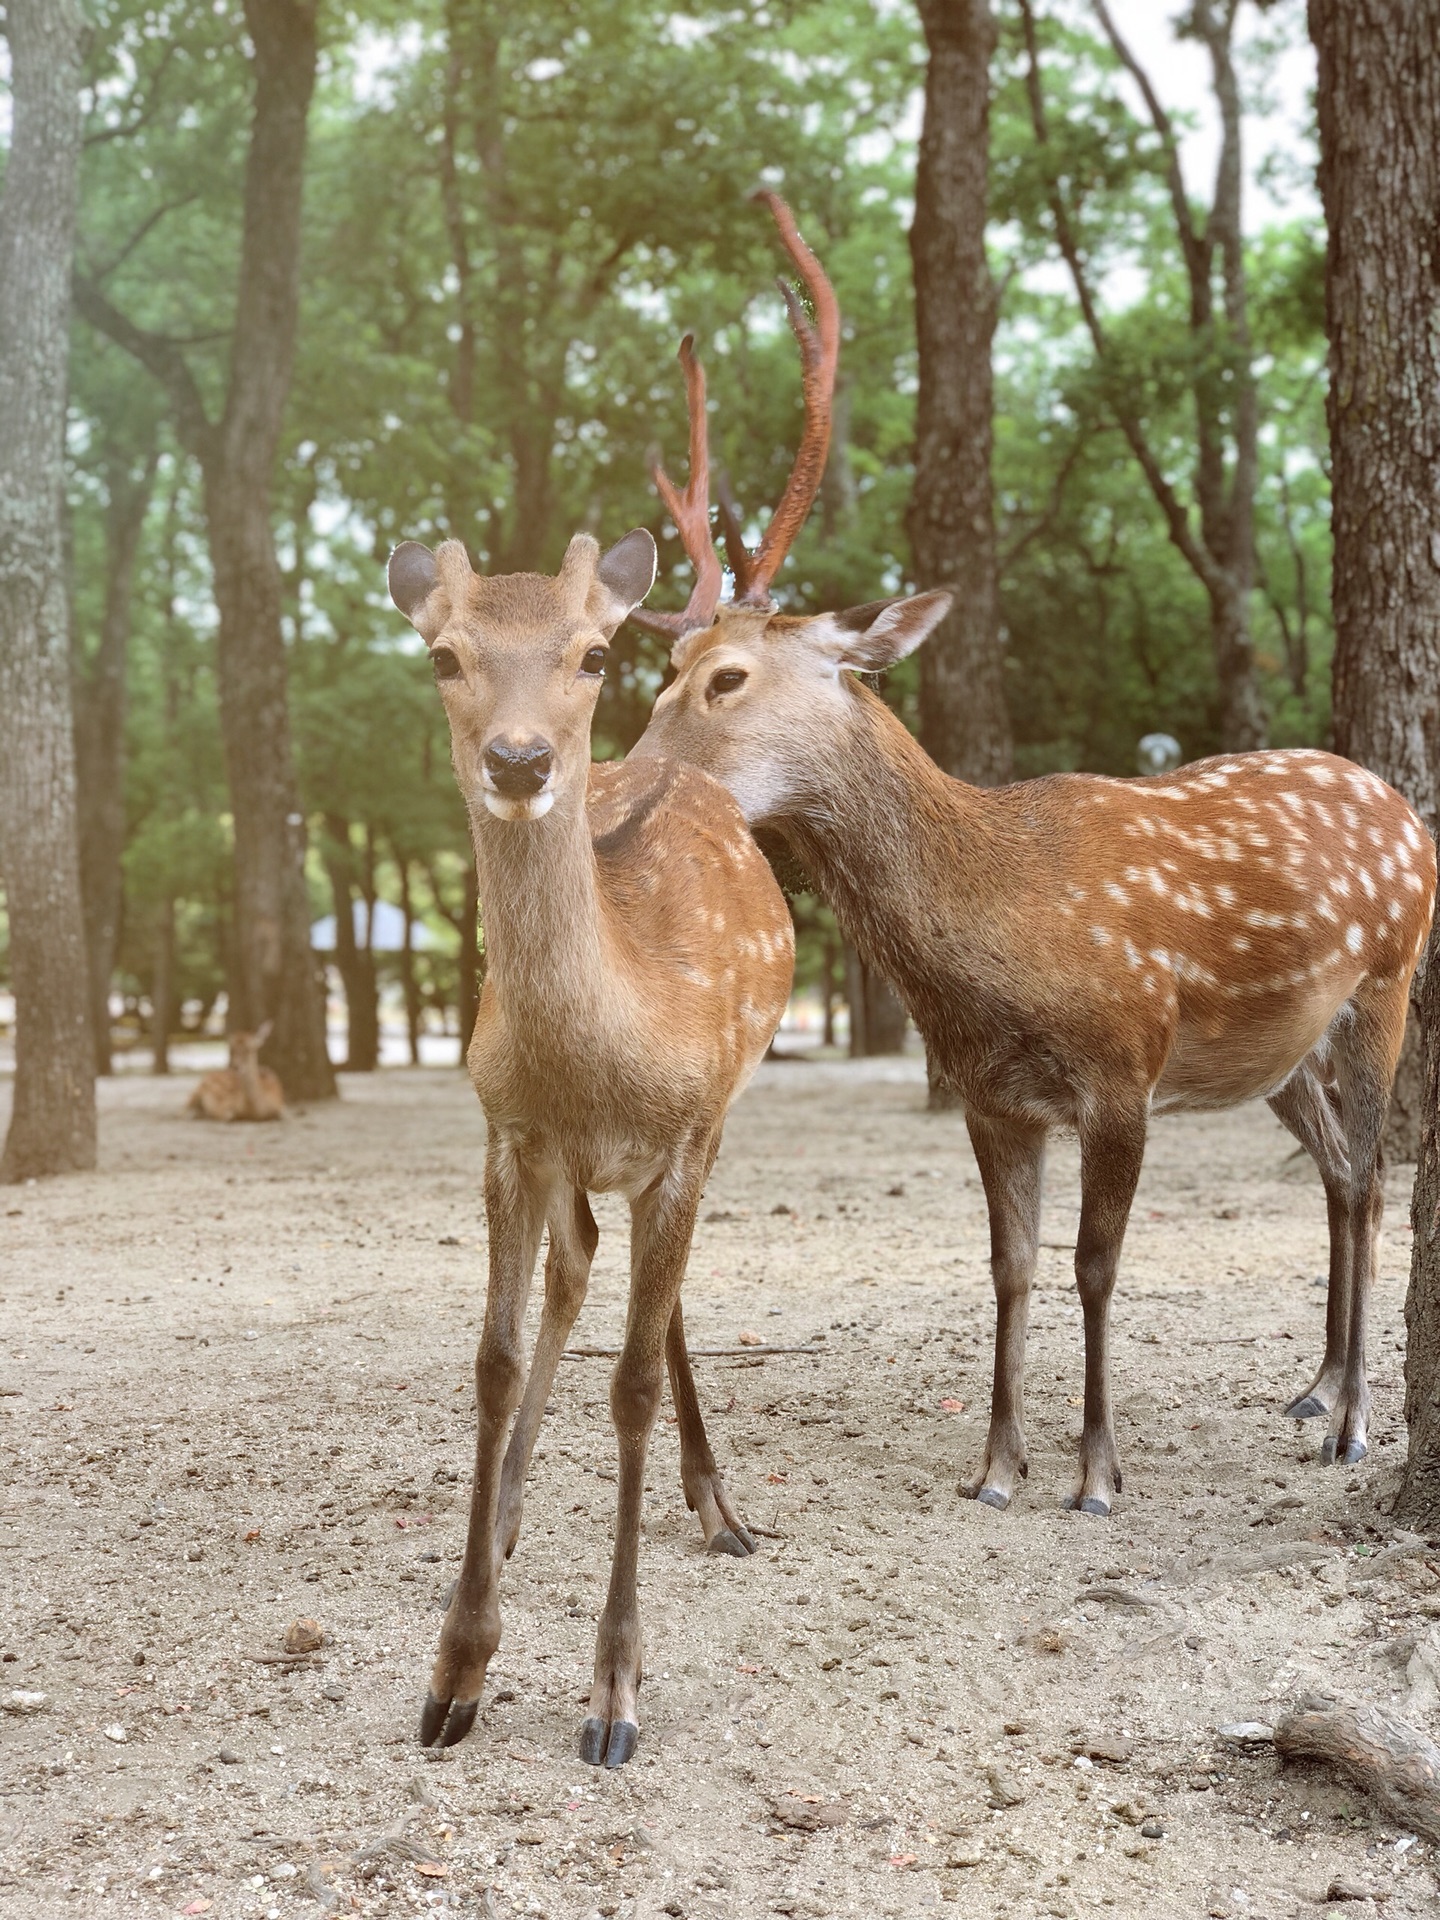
[778,686,1001,995]
[468,785,612,1032]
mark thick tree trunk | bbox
[1309,0,1440,1524]
[907,0,1011,789]
[206,1,331,1098]
[74,442,159,1074]
[0,0,95,1181]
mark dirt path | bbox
[0,1061,1436,1920]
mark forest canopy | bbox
[0,0,1330,1056]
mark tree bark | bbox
[1308,0,1440,1524]
[908,0,1011,788]
[73,0,334,1101]
[399,857,422,1066]
[150,895,175,1075]
[845,944,908,1057]
[74,438,160,1074]
[0,0,96,1181]
[322,819,377,1073]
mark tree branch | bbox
[71,273,217,466]
[1018,0,1224,600]
[1092,0,1207,282]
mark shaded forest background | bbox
[0,0,1333,1070]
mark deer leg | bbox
[1067,1105,1147,1518]
[1322,987,1406,1467]
[420,1136,547,1750]
[667,1297,757,1557]
[495,1187,598,1562]
[1267,1064,1353,1419]
[580,1138,711,1770]
[963,1112,1046,1510]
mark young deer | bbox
[386,526,792,1764]
[631,197,1437,1513]
[187,1023,285,1122]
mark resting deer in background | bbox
[386,525,792,1765]
[632,193,1437,1514]
[187,1023,285,1122]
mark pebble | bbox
[103,1723,127,1743]
[1216,1722,1273,1747]
[1072,1734,1135,1766]
[283,1617,325,1654]
[1326,1878,1372,1902]
[187,1545,204,1562]
[218,1747,243,1765]
[2,1691,47,1715]
[1140,1821,1165,1840]
[986,1764,1026,1808]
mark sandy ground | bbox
[0,1059,1437,1920]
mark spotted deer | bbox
[631,196,1437,1513]
[187,1023,285,1122]
[385,527,792,1764]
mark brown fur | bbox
[634,602,1437,1512]
[388,529,793,1764]
[187,1025,284,1123]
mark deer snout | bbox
[483,738,554,800]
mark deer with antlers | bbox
[632,193,1437,1514]
[385,524,792,1764]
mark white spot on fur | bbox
[1104,881,1129,906]
[1089,926,1112,947]
[1345,923,1364,955]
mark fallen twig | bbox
[1275,1699,1440,1843]
[561,1344,822,1360]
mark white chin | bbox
[483,789,555,822]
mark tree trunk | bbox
[322,821,377,1073]
[74,440,159,1074]
[150,895,175,1075]
[907,0,1011,789]
[72,0,333,1102]
[206,1,331,1098]
[459,863,481,1062]
[1308,0,1440,1525]
[845,943,908,1057]
[399,857,422,1066]
[0,0,95,1181]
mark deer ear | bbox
[388,542,438,621]
[252,1019,273,1047]
[592,528,658,628]
[815,590,953,672]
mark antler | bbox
[628,334,723,639]
[735,190,840,607]
[636,193,840,637]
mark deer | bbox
[385,522,793,1765]
[187,1022,285,1122]
[630,192,1438,1516]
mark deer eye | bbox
[708,667,748,699]
[580,646,607,677]
[431,645,462,682]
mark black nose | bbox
[483,738,553,798]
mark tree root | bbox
[1274,1699,1440,1843]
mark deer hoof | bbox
[974,1486,1010,1511]
[605,1720,639,1769]
[1078,1496,1111,1518]
[1341,1439,1367,1466]
[579,1716,608,1766]
[1285,1393,1327,1420]
[1319,1435,1339,1465]
[707,1528,752,1558]
[419,1692,477,1749]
